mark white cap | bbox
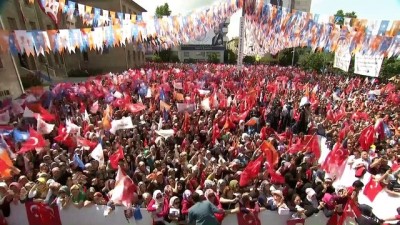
[195,190,204,196]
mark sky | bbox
[135,0,400,40]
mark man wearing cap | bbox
[188,192,225,225]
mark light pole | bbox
[291,47,295,66]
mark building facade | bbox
[177,18,230,63]
[0,0,146,99]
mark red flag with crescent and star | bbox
[25,202,62,225]
[18,128,46,154]
[237,211,261,225]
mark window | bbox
[183,52,189,57]
[0,57,3,68]
[29,21,37,30]
[7,17,18,30]
[195,52,205,57]
[83,51,89,61]
[127,50,131,61]
[122,5,127,13]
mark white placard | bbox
[333,51,351,72]
[354,53,384,77]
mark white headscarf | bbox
[183,190,192,200]
[153,190,164,204]
[169,196,179,207]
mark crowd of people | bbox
[0,63,399,225]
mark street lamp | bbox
[291,47,295,66]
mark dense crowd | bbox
[0,63,399,225]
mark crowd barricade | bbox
[5,202,330,225]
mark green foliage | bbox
[170,54,180,63]
[381,58,400,79]
[227,49,237,64]
[155,3,171,18]
[258,54,278,65]
[208,53,220,63]
[21,73,43,89]
[278,48,297,66]
[68,69,103,77]
[298,51,333,72]
[334,10,357,25]
[159,49,173,62]
[243,56,256,64]
[151,55,162,62]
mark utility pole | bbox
[237,0,246,73]
[292,47,295,66]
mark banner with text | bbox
[354,53,384,77]
[333,51,352,72]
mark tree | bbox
[334,10,357,26]
[227,49,237,64]
[381,58,400,79]
[155,3,171,18]
[243,56,256,64]
[208,53,220,64]
[298,51,333,72]
[155,3,172,62]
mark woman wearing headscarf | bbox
[205,189,224,224]
[168,196,184,225]
[147,190,169,225]
[181,190,194,217]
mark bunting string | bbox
[1,0,400,58]
[242,2,400,58]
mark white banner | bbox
[354,53,384,77]
[237,17,245,69]
[110,116,134,134]
[333,51,351,72]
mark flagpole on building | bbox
[237,1,246,73]
[0,16,25,94]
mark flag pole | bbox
[237,1,246,74]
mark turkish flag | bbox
[18,128,46,154]
[109,146,124,169]
[236,212,261,225]
[321,142,348,178]
[76,137,97,151]
[358,125,375,151]
[125,103,146,114]
[363,176,383,202]
[240,155,263,187]
[259,141,279,168]
[25,202,62,225]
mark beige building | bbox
[0,0,146,99]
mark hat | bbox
[59,186,69,194]
[229,180,238,189]
[70,184,80,191]
[46,179,55,185]
[272,190,283,198]
[195,190,204,196]
[37,177,47,183]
